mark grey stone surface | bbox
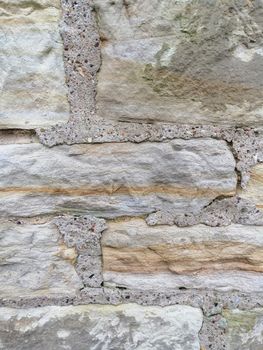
[94,0,263,126]
[0,221,82,299]
[37,119,262,188]
[0,304,203,350]
[0,0,70,128]
[224,308,263,350]
[55,215,106,287]
[0,140,236,218]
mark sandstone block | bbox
[0,221,82,299]
[0,304,202,350]
[94,0,263,126]
[102,219,263,292]
[0,139,236,217]
[0,0,69,128]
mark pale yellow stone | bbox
[102,219,263,292]
[239,164,263,209]
[0,221,81,299]
[0,0,69,128]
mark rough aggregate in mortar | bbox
[2,0,263,349]
[146,196,263,226]
[2,288,263,350]
[54,215,106,288]
[35,0,263,188]
[52,212,263,349]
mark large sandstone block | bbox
[224,308,263,350]
[0,139,236,217]
[0,221,82,299]
[102,219,263,292]
[0,304,203,350]
[0,0,69,129]
[94,0,263,126]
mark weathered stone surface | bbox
[0,0,69,129]
[239,164,263,209]
[0,139,236,217]
[0,304,202,350]
[94,0,263,126]
[102,219,263,292]
[0,221,82,299]
[224,308,263,349]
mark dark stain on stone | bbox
[143,0,263,112]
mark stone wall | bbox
[1,0,263,349]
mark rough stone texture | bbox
[2,287,263,349]
[94,0,263,126]
[146,196,263,226]
[0,304,202,350]
[2,287,263,315]
[199,314,227,350]
[60,0,100,121]
[0,140,236,218]
[1,0,263,348]
[34,0,262,192]
[239,164,263,209]
[231,128,262,187]
[224,308,263,349]
[102,219,263,292]
[36,0,263,189]
[0,221,82,299]
[55,215,106,287]
[37,119,262,188]
[0,0,69,129]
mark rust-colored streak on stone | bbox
[0,186,235,197]
[251,172,263,183]
[103,241,263,275]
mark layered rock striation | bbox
[0,0,263,349]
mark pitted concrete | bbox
[54,215,107,288]
[146,196,263,226]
